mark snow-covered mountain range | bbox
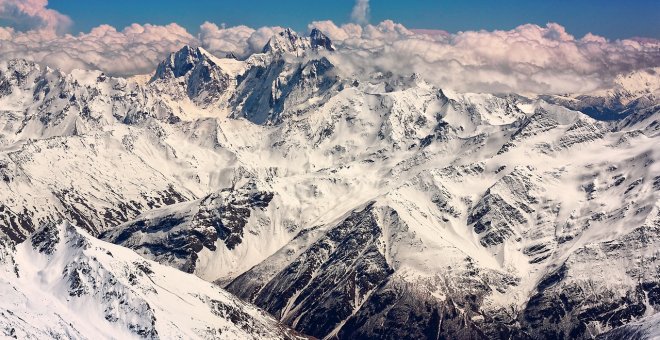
[0,28,658,339]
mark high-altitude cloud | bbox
[0,0,71,34]
[310,20,660,93]
[351,0,370,25]
[0,20,284,77]
[199,22,284,58]
[0,23,196,76]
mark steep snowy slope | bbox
[0,221,305,339]
[226,128,659,339]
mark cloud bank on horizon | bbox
[0,0,658,94]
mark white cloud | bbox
[311,21,660,93]
[199,22,285,58]
[0,17,288,77]
[246,26,286,54]
[0,23,196,76]
[351,0,370,25]
[308,21,362,41]
[200,22,252,58]
[0,0,71,34]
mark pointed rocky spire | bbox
[152,46,220,81]
[309,28,335,51]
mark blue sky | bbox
[49,0,660,39]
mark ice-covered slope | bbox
[0,58,187,241]
[0,221,305,339]
[226,130,659,339]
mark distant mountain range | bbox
[0,28,658,339]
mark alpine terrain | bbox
[0,28,658,339]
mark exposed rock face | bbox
[231,56,340,124]
[597,312,660,340]
[30,221,60,255]
[337,282,499,340]
[468,167,541,247]
[230,203,393,338]
[227,202,521,339]
[103,184,275,274]
[152,46,235,105]
[520,220,660,339]
[263,28,335,55]
[309,28,336,52]
[0,204,35,242]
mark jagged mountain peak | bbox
[152,45,220,80]
[149,45,242,106]
[0,58,45,89]
[309,28,336,51]
[2,58,40,72]
[262,28,335,56]
[262,28,303,55]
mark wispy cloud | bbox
[351,0,370,25]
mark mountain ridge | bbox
[0,221,308,339]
